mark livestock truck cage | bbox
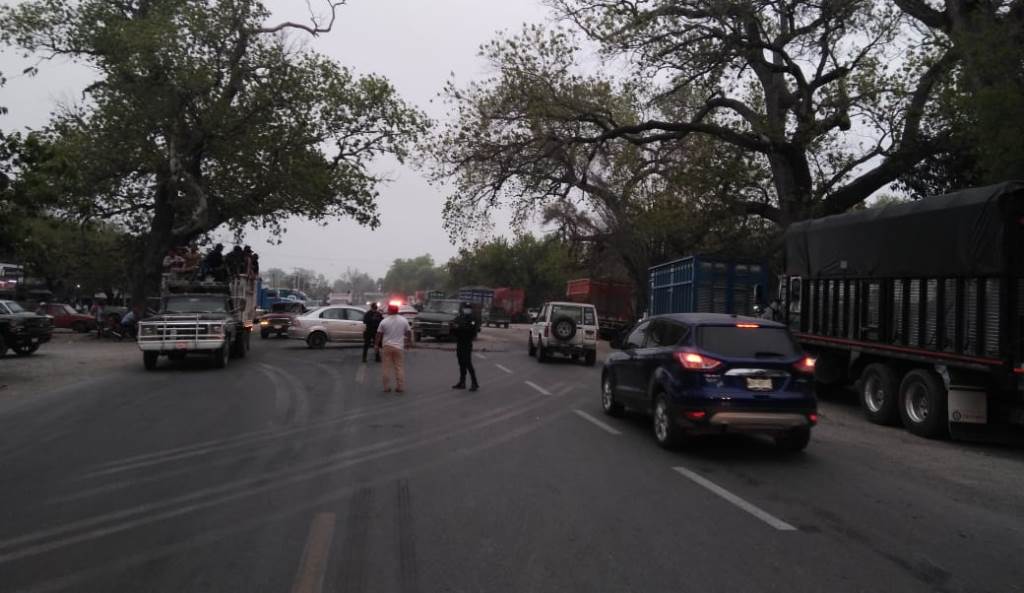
[780,181,1024,440]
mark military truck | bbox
[137,275,256,370]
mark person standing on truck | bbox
[451,302,480,391]
[375,303,412,393]
[362,302,383,363]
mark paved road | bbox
[1,327,1023,593]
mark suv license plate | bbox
[746,378,773,391]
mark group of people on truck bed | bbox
[162,244,260,282]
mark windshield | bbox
[697,326,799,358]
[163,296,228,314]
[4,301,25,313]
[425,300,460,314]
[551,304,583,322]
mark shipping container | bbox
[566,278,634,337]
[492,287,526,317]
[648,256,769,317]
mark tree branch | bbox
[894,0,949,31]
[259,0,346,36]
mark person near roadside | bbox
[361,302,384,363]
[90,298,106,339]
[451,302,480,391]
[374,303,412,393]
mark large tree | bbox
[0,0,427,303]
[382,255,448,296]
[895,0,1024,191]
[433,2,958,235]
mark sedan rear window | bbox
[697,326,798,359]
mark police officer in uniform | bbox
[362,302,383,363]
[451,302,480,391]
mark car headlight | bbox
[260,320,269,325]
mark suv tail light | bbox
[544,325,550,338]
[793,357,816,374]
[674,352,722,372]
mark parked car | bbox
[257,302,308,339]
[486,306,511,328]
[601,313,817,451]
[528,301,599,365]
[287,305,367,349]
[0,299,53,357]
[37,302,96,333]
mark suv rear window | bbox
[697,326,798,359]
[550,305,582,322]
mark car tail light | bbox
[808,413,819,424]
[736,323,760,329]
[794,357,816,374]
[683,410,707,421]
[674,352,722,372]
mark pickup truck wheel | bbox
[899,369,948,439]
[212,343,229,369]
[307,332,327,349]
[585,350,597,367]
[528,335,537,357]
[143,351,159,371]
[232,331,248,359]
[859,363,901,425]
[11,344,39,356]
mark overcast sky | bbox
[0,0,554,279]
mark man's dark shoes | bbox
[452,383,466,390]
[469,384,479,392]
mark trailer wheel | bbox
[858,363,901,425]
[898,369,948,439]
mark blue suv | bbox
[602,313,817,451]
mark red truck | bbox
[490,287,526,326]
[566,278,634,338]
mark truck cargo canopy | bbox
[785,182,1024,278]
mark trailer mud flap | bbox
[948,388,987,424]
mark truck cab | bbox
[137,275,255,370]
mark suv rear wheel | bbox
[601,374,623,417]
[528,335,536,357]
[584,350,596,366]
[653,392,684,449]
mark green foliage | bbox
[0,0,428,300]
[382,255,448,296]
[445,235,582,306]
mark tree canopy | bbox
[382,255,448,296]
[0,0,428,301]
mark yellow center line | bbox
[289,512,337,593]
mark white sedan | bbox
[287,305,367,349]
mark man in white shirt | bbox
[375,304,413,393]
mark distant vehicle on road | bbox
[0,299,53,357]
[647,256,769,317]
[288,305,367,348]
[137,274,257,370]
[566,278,634,339]
[485,307,511,328]
[602,313,817,451]
[37,303,96,333]
[257,302,308,339]
[396,303,418,322]
[413,299,462,341]
[529,301,598,365]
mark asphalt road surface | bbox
[1,327,1023,593]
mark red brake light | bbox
[808,413,819,424]
[794,357,816,374]
[736,323,760,329]
[675,352,722,371]
[389,299,403,307]
[684,410,708,421]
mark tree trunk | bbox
[131,180,176,310]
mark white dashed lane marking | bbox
[572,410,621,435]
[495,364,513,374]
[524,381,551,396]
[672,466,797,531]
